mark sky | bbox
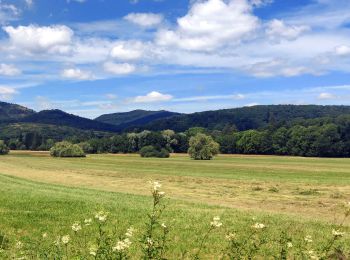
[0,0,349,118]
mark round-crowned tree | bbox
[50,141,86,158]
[188,133,220,160]
[139,145,170,158]
[0,140,9,155]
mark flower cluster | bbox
[95,211,108,223]
[210,216,223,228]
[71,222,82,232]
[304,235,313,243]
[332,229,345,238]
[252,223,266,229]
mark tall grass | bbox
[0,181,349,259]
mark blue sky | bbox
[0,0,349,118]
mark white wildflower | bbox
[72,222,82,232]
[161,223,167,229]
[158,191,165,197]
[332,229,345,237]
[61,235,70,245]
[112,238,131,252]
[287,242,293,248]
[304,235,313,243]
[15,241,23,249]
[42,233,48,239]
[226,233,236,241]
[151,181,162,192]
[89,245,98,256]
[54,236,60,246]
[84,218,92,226]
[210,216,222,228]
[308,250,319,260]
[125,227,135,237]
[95,211,108,223]
[252,223,266,229]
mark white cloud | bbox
[132,91,173,103]
[0,3,20,23]
[0,85,17,100]
[25,0,33,7]
[110,41,143,60]
[334,45,350,56]
[266,19,309,42]
[250,0,273,7]
[124,13,163,27]
[318,92,337,100]
[61,68,94,80]
[156,0,259,51]
[0,64,21,76]
[3,25,73,54]
[103,62,136,75]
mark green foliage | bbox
[50,141,86,158]
[0,140,9,155]
[188,133,220,160]
[140,146,170,158]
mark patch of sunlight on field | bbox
[0,151,349,222]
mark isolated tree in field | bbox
[0,140,9,155]
[50,141,86,158]
[188,134,219,160]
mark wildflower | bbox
[161,223,167,229]
[308,250,319,260]
[84,218,92,226]
[332,229,345,237]
[15,241,23,249]
[150,181,162,192]
[61,235,70,245]
[252,223,266,229]
[304,235,313,243]
[158,191,165,197]
[226,233,236,241]
[89,245,98,256]
[113,238,131,252]
[42,233,48,239]
[95,211,108,223]
[210,216,223,228]
[54,236,60,246]
[72,222,82,232]
[146,237,153,247]
[287,242,293,248]
[125,227,134,237]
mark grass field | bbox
[0,151,349,258]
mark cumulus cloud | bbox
[110,41,143,60]
[62,68,94,80]
[266,19,309,42]
[0,85,17,100]
[124,13,163,27]
[3,25,73,54]
[103,62,136,75]
[334,45,350,56]
[0,64,21,76]
[318,92,337,100]
[132,91,173,103]
[156,0,259,51]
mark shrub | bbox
[50,141,86,158]
[188,133,220,160]
[140,146,170,158]
[78,142,93,154]
[0,140,9,155]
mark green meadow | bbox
[0,151,349,258]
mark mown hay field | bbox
[0,151,349,258]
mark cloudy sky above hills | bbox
[0,0,349,118]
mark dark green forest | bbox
[1,102,350,157]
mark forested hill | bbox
[0,101,35,121]
[21,109,120,132]
[139,105,350,132]
[95,110,180,127]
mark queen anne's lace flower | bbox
[287,242,293,248]
[304,235,313,243]
[252,223,265,229]
[210,216,222,228]
[112,238,132,252]
[61,235,70,245]
[95,211,108,223]
[332,229,345,237]
[72,222,82,232]
[84,218,92,226]
[89,245,98,256]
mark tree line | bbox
[1,114,350,157]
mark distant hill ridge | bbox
[1,101,350,133]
